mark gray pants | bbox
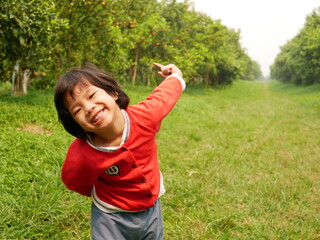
[91,200,164,240]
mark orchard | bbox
[0,0,263,95]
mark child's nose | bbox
[84,102,95,115]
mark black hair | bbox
[54,64,130,138]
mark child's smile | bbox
[92,108,105,124]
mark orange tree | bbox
[109,0,169,85]
[240,55,263,81]
[160,0,253,86]
[271,8,320,85]
[52,0,167,84]
[0,0,66,94]
[53,0,108,68]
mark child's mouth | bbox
[92,109,104,124]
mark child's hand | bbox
[154,63,183,78]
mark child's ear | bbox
[112,92,119,101]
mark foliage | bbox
[1,81,320,238]
[239,54,263,81]
[0,0,262,92]
[270,8,320,85]
[0,0,67,94]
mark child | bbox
[54,63,185,240]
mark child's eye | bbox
[89,92,96,99]
[74,108,81,116]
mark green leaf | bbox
[12,28,19,37]
[19,36,25,46]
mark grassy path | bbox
[0,81,319,239]
[157,81,320,239]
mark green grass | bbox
[0,80,319,239]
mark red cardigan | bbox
[61,74,185,211]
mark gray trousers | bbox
[91,200,164,240]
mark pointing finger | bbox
[153,63,164,69]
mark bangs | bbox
[63,72,90,100]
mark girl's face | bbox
[65,82,121,136]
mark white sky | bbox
[190,0,320,77]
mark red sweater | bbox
[61,74,185,211]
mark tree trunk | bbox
[214,74,219,87]
[12,60,31,95]
[132,43,141,85]
[22,69,31,93]
[206,68,211,87]
[67,33,72,66]
[145,65,153,86]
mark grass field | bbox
[0,80,319,239]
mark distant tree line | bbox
[0,0,262,95]
[271,8,320,85]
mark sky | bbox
[189,0,320,77]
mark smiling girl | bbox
[54,63,185,240]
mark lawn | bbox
[0,80,319,239]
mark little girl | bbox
[54,63,185,240]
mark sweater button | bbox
[141,179,146,183]
[147,194,152,198]
[121,148,126,151]
[132,165,137,168]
